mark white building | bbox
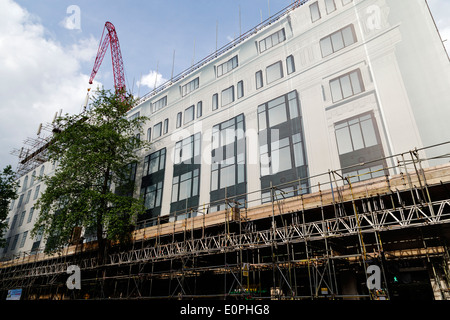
[2,0,450,259]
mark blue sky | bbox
[0,0,449,171]
[13,0,294,90]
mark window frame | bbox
[310,2,321,22]
[320,24,357,58]
[176,112,182,128]
[153,122,162,139]
[221,86,235,107]
[259,29,286,53]
[329,69,365,103]
[181,77,199,97]
[256,70,263,89]
[184,105,195,124]
[266,61,284,84]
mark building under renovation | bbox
[1,0,450,300]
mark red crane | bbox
[89,21,126,97]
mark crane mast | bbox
[89,22,126,97]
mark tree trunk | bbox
[97,166,111,263]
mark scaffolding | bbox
[2,143,450,300]
[9,115,61,178]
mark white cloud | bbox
[137,70,168,91]
[0,0,100,169]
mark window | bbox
[210,114,246,212]
[171,169,200,203]
[217,55,238,77]
[33,185,40,200]
[259,29,286,53]
[17,194,24,207]
[24,189,32,204]
[39,166,45,177]
[22,176,28,191]
[286,55,296,74]
[320,25,357,57]
[197,101,203,118]
[334,112,387,181]
[3,237,10,253]
[147,128,152,142]
[310,2,321,22]
[256,71,263,89]
[174,133,201,165]
[143,148,166,176]
[325,0,336,14]
[10,214,18,230]
[171,133,202,216]
[27,207,34,224]
[212,93,219,110]
[153,96,167,113]
[163,118,169,134]
[184,105,195,124]
[330,69,364,102]
[129,112,140,121]
[30,171,36,186]
[153,122,162,139]
[221,86,235,107]
[266,61,284,84]
[19,231,28,248]
[257,91,309,200]
[335,114,378,155]
[10,234,19,251]
[18,211,26,227]
[237,81,244,99]
[181,77,199,97]
[176,112,182,128]
[140,148,166,226]
[342,0,353,5]
[142,182,163,210]
[345,165,385,184]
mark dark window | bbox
[210,114,246,212]
[197,101,203,118]
[334,112,387,182]
[256,71,263,89]
[163,118,169,134]
[143,148,166,176]
[170,133,202,218]
[237,81,244,99]
[176,112,182,128]
[286,55,296,74]
[139,148,167,227]
[212,93,219,110]
[257,91,309,202]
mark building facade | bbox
[2,0,450,267]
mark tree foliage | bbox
[0,165,18,248]
[32,89,149,256]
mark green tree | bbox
[0,165,19,248]
[32,89,149,259]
